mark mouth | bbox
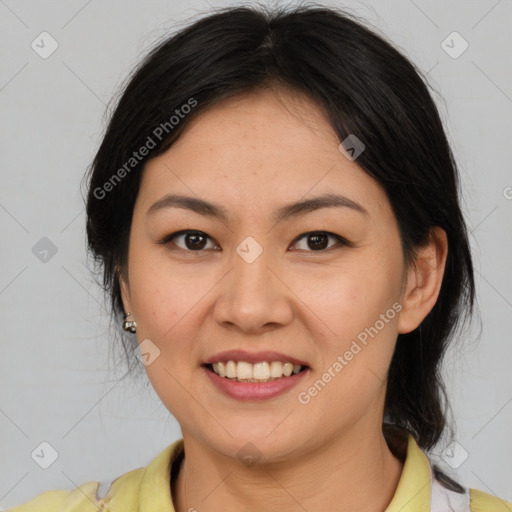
[201,357,311,401]
[202,361,309,383]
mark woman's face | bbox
[120,87,422,461]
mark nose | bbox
[212,240,294,334]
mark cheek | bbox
[127,244,204,336]
[302,253,402,397]
[127,259,201,417]
[298,271,401,421]
[305,260,402,341]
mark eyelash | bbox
[157,230,351,253]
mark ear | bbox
[397,227,448,334]
[117,265,133,315]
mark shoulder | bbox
[432,468,511,511]
[470,488,512,512]
[7,439,183,512]
[6,488,69,512]
[7,467,146,512]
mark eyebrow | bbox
[146,193,368,223]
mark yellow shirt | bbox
[7,434,511,511]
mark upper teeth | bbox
[211,361,302,380]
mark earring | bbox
[122,312,137,333]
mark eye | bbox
[158,230,219,251]
[291,231,350,252]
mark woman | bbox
[9,4,511,511]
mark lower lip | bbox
[202,366,310,401]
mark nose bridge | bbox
[213,234,292,330]
[233,236,270,285]
[231,234,274,298]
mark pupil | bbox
[309,232,328,250]
[186,232,206,250]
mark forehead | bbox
[169,86,340,163]
[137,87,392,223]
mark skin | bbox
[119,86,448,511]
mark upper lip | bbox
[203,350,310,367]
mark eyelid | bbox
[291,231,351,251]
[158,230,351,252]
[158,230,219,250]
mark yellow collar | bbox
[385,433,432,511]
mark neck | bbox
[172,425,405,512]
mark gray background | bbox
[1,0,511,508]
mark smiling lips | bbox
[208,360,304,383]
[202,349,310,385]
[203,364,310,401]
